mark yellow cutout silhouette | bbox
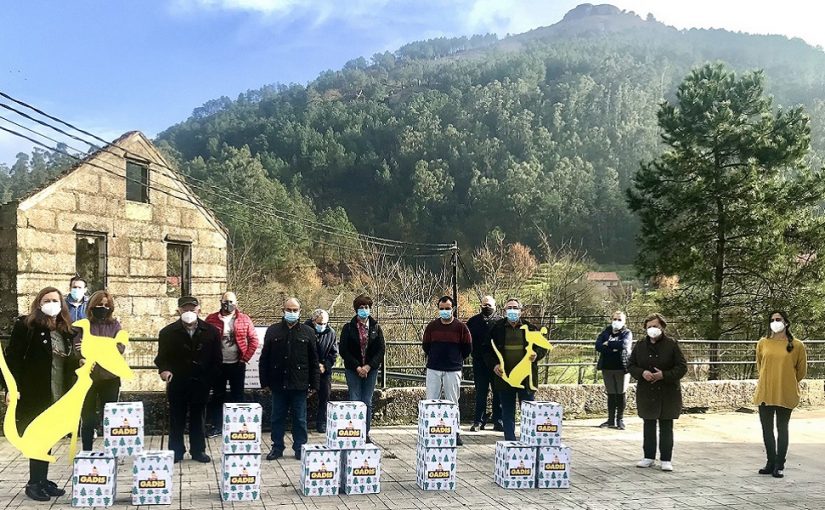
[492,325,553,390]
[0,319,132,463]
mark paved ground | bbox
[1,408,824,509]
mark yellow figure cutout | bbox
[492,325,553,390]
[0,319,132,463]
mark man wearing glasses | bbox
[305,308,337,433]
[422,295,472,446]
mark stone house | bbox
[0,131,228,339]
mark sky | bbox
[2,0,825,165]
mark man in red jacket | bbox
[205,291,260,437]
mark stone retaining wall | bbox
[4,380,822,435]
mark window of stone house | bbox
[166,242,191,297]
[76,232,107,292]
[126,160,149,203]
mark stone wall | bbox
[0,203,18,330]
[3,380,820,435]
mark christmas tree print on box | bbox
[72,451,117,507]
[220,453,261,501]
[537,445,571,489]
[325,401,367,449]
[340,446,382,495]
[222,403,262,454]
[299,445,342,496]
[494,441,536,490]
[417,400,458,448]
[519,401,562,447]
[415,443,457,491]
[132,450,175,505]
[103,401,144,457]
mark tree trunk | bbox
[708,195,725,380]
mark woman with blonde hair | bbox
[595,311,633,429]
[74,290,126,451]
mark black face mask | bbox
[481,306,494,317]
[221,302,237,313]
[91,306,110,321]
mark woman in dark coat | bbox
[1,287,76,501]
[595,310,633,429]
[338,294,385,442]
[627,313,687,472]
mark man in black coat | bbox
[155,296,222,463]
[260,297,319,461]
[466,295,503,432]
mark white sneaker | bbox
[636,458,655,468]
[661,461,673,471]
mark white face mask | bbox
[611,320,625,330]
[770,321,786,333]
[646,327,662,339]
[41,301,62,317]
[180,311,198,324]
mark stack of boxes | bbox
[220,403,262,502]
[73,402,146,507]
[300,401,382,496]
[494,401,571,490]
[415,400,459,491]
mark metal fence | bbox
[6,315,825,387]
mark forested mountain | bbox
[6,4,825,271]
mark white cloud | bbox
[171,0,392,25]
[462,0,570,36]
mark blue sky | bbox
[2,0,824,165]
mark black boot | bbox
[759,463,774,475]
[25,482,50,502]
[600,394,616,428]
[772,464,785,478]
[615,394,626,430]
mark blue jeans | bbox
[498,387,534,441]
[473,357,501,425]
[345,368,379,433]
[270,389,308,455]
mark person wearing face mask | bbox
[467,295,503,432]
[74,290,126,451]
[595,311,633,429]
[627,313,687,472]
[1,287,75,501]
[753,311,807,479]
[305,309,337,433]
[259,297,319,460]
[154,296,222,463]
[422,296,472,446]
[66,275,89,322]
[339,294,386,443]
[205,292,259,437]
[483,298,549,441]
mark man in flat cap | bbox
[155,296,222,463]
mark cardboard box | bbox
[520,401,562,447]
[103,401,144,457]
[72,451,117,507]
[220,454,261,502]
[341,446,381,495]
[325,402,367,449]
[537,445,571,489]
[494,441,536,490]
[300,445,342,496]
[222,403,262,454]
[415,444,457,491]
[132,450,175,505]
[417,400,458,448]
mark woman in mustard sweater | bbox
[753,311,807,479]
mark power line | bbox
[0,89,456,251]
[0,122,450,259]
